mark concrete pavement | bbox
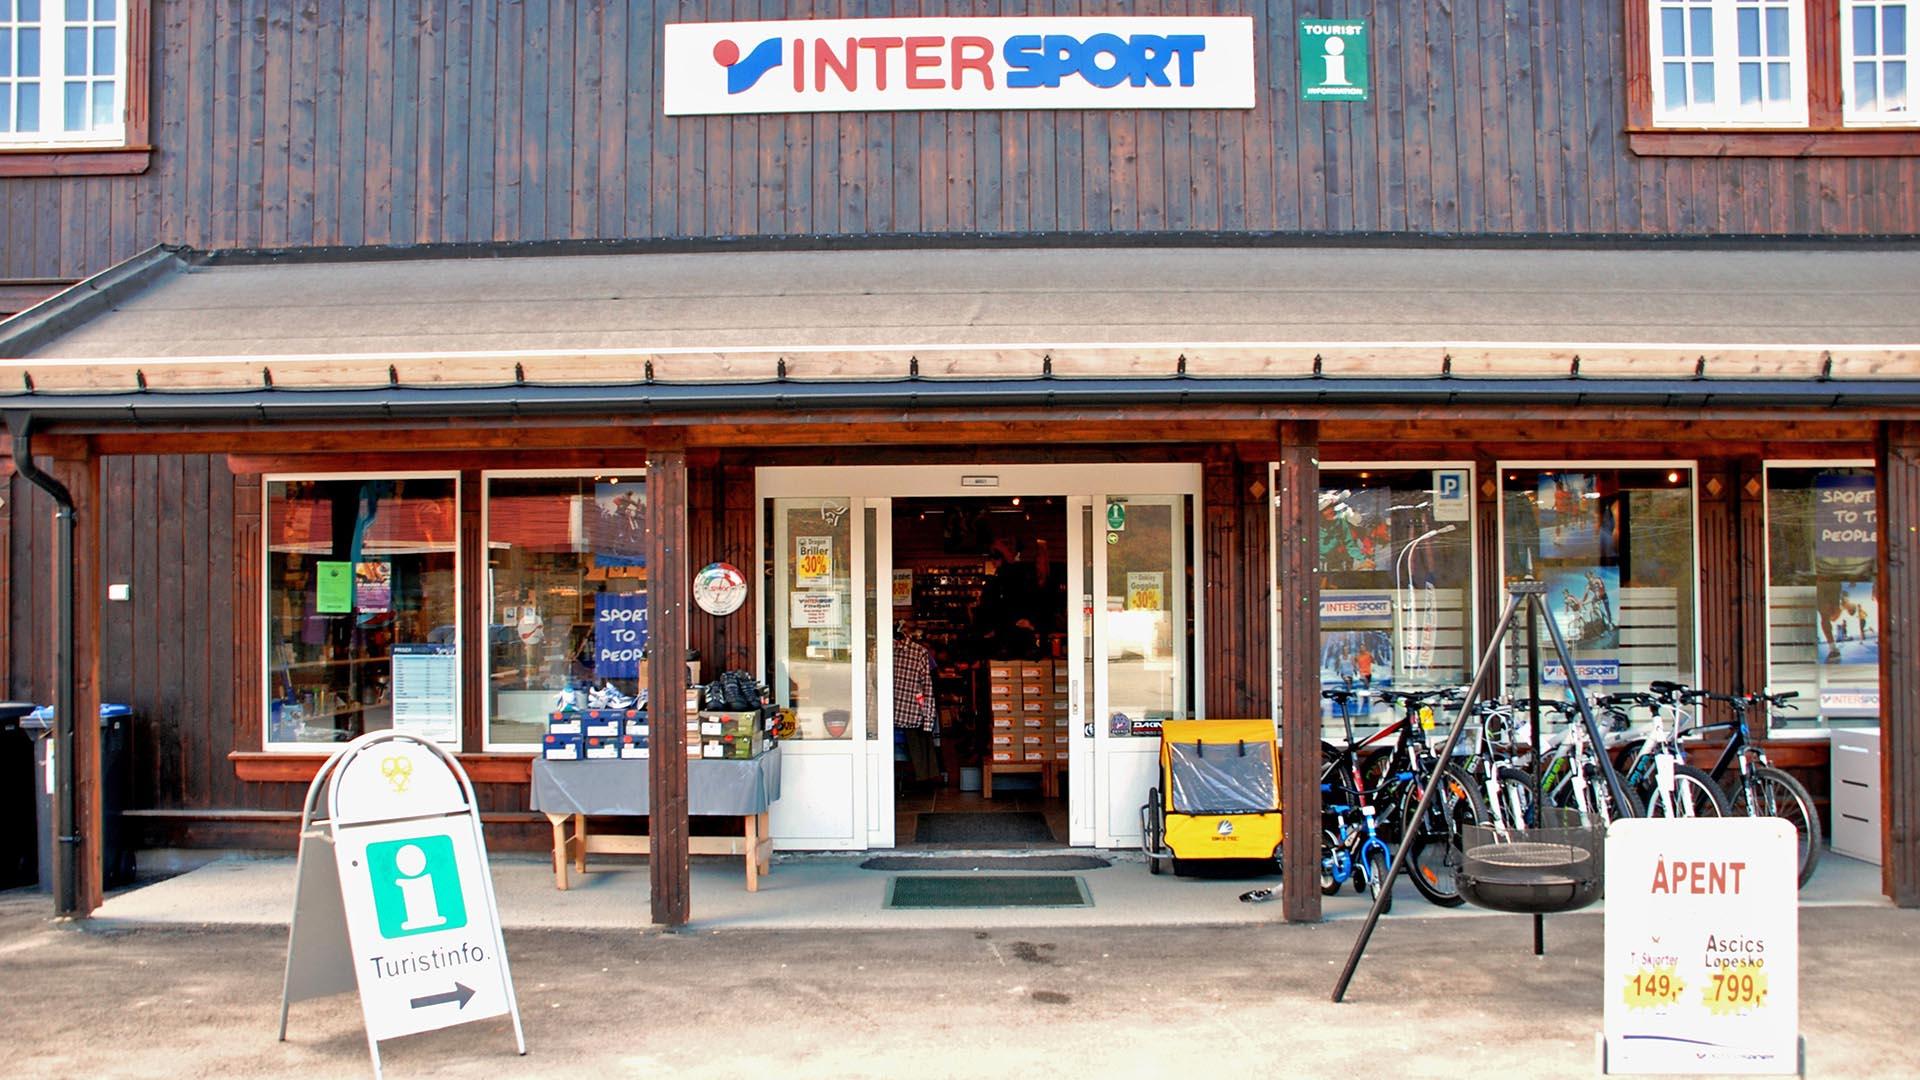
[2,862,1916,1078]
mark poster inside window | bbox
[1766,465,1879,732]
[1501,467,1696,696]
[486,475,649,748]
[1316,468,1474,736]
[266,477,459,746]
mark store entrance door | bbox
[759,465,1202,851]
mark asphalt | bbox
[4,879,1918,1078]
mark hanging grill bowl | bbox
[1458,813,1605,914]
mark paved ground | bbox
[4,886,1918,1079]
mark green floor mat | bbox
[884,874,1091,909]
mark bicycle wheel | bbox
[1583,772,1644,824]
[1640,763,1732,819]
[1320,831,1344,897]
[1494,765,1538,830]
[1404,764,1487,908]
[1362,844,1393,914]
[1144,788,1165,875]
[1729,766,1822,887]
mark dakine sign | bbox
[663,17,1258,115]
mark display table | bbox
[530,746,782,892]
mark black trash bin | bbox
[21,704,134,891]
[0,702,38,889]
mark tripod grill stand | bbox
[1330,580,1634,1003]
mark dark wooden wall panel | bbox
[5,1,1919,282]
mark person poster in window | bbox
[1545,566,1619,650]
[1319,488,1391,572]
[1538,473,1601,560]
[590,482,648,567]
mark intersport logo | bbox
[665,17,1256,116]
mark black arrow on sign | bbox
[409,983,476,1011]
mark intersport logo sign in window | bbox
[663,17,1257,115]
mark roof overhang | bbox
[2,242,1917,422]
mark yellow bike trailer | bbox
[1139,719,1283,875]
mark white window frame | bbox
[480,468,647,753]
[261,471,464,752]
[1268,460,1479,732]
[1842,0,1918,125]
[0,0,130,147]
[1649,0,1811,127]
[1493,461,1704,696]
[1760,458,1879,739]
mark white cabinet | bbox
[1830,728,1881,865]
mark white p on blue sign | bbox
[1433,469,1469,522]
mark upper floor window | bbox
[1631,0,1920,153]
[0,0,126,147]
[1844,1,1914,124]
[1652,0,1809,126]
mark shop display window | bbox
[1499,466,1697,697]
[485,473,649,749]
[265,475,459,748]
[1765,463,1880,733]
[1316,466,1476,737]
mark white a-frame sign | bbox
[280,731,526,1077]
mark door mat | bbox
[885,875,1091,909]
[913,812,1055,845]
[861,855,1109,872]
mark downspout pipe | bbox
[5,412,78,916]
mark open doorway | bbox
[891,496,1069,848]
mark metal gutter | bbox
[0,375,1916,423]
[3,412,78,917]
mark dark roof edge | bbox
[0,245,191,361]
[194,229,1920,269]
[2,376,1916,424]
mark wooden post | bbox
[1696,458,1739,699]
[1876,424,1920,907]
[647,450,691,927]
[52,451,103,915]
[1275,421,1321,923]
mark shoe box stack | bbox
[543,695,650,761]
[697,670,780,760]
[987,661,1069,764]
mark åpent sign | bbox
[664,17,1257,115]
[280,732,525,1078]
[1603,818,1800,1075]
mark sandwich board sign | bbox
[1602,818,1800,1075]
[280,731,525,1078]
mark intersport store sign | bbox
[663,17,1257,115]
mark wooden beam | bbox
[646,450,691,927]
[1878,424,1920,907]
[1275,420,1321,923]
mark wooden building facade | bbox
[2,3,1918,924]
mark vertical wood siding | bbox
[6,1,1919,281]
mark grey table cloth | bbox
[530,745,783,817]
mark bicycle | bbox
[1702,690,1823,887]
[1318,686,1396,913]
[1366,687,1487,908]
[1500,697,1642,827]
[1602,682,1732,820]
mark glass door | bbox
[766,496,869,849]
[1093,494,1196,847]
[1067,498,1095,845]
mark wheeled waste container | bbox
[20,704,135,891]
[0,702,38,888]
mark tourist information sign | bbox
[280,731,525,1078]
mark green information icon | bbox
[1300,19,1370,101]
[1106,501,1128,531]
[367,835,468,939]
